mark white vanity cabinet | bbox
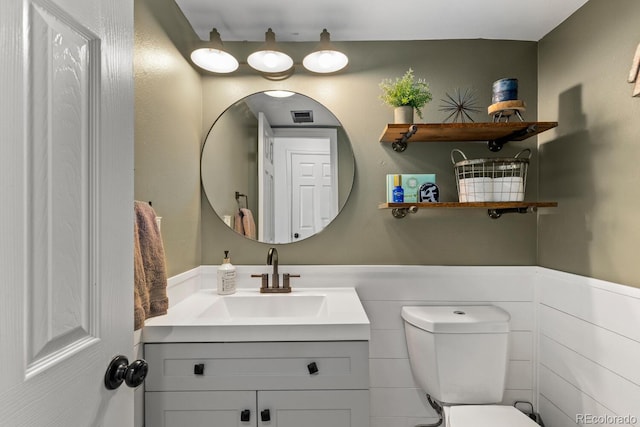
[144,341,370,427]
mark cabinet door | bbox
[146,391,256,427]
[258,390,369,427]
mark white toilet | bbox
[401,305,540,427]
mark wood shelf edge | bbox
[379,122,559,144]
[378,202,558,209]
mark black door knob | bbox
[240,409,251,422]
[293,233,299,238]
[194,363,205,375]
[104,355,149,390]
[307,361,319,375]
[125,359,149,388]
[261,409,271,422]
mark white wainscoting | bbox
[536,269,640,427]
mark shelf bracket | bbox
[487,206,536,219]
[392,125,418,152]
[487,124,538,152]
[392,206,418,218]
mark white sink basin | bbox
[142,287,370,343]
[199,294,328,319]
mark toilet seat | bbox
[444,404,539,427]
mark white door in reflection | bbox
[258,112,276,243]
[290,152,335,241]
[272,129,338,243]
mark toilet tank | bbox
[401,305,510,405]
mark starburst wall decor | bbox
[439,88,481,123]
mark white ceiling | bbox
[175,0,589,43]
[244,93,341,127]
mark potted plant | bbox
[379,68,432,123]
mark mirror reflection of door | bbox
[258,112,275,243]
[290,152,335,241]
[271,129,338,242]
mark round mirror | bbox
[201,92,355,244]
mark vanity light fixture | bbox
[191,28,348,77]
[247,28,294,74]
[303,29,349,74]
[190,28,239,73]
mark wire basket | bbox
[451,148,531,202]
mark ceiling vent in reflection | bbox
[291,110,314,123]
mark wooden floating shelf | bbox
[379,122,558,152]
[379,202,558,209]
[379,201,558,219]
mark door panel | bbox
[0,0,134,424]
[290,152,335,240]
[272,133,338,242]
[26,0,99,375]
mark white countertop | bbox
[142,287,370,343]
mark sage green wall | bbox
[134,0,202,276]
[538,0,640,288]
[200,40,540,265]
[202,101,259,225]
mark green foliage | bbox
[379,68,432,119]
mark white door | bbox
[272,130,338,242]
[0,0,134,425]
[290,152,336,241]
[257,112,275,243]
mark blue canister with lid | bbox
[492,78,518,103]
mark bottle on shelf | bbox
[392,175,404,203]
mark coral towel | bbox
[233,208,256,240]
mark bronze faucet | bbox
[252,247,298,293]
[267,247,279,288]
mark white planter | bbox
[394,106,414,124]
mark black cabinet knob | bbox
[240,409,251,422]
[307,361,319,375]
[194,363,205,375]
[261,409,271,422]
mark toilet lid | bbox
[445,405,539,427]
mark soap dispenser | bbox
[217,250,237,295]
